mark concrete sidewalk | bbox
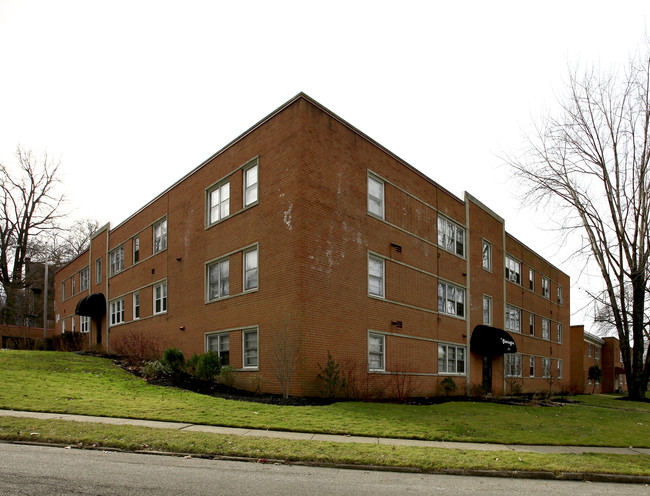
[1,408,649,456]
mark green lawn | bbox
[0,350,648,448]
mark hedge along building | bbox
[54,93,571,397]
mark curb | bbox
[4,439,650,485]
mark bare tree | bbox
[29,218,102,266]
[0,146,64,325]
[506,44,650,400]
[270,310,303,399]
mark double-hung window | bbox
[595,346,600,360]
[482,240,492,271]
[133,236,140,263]
[207,333,230,366]
[110,247,124,276]
[529,269,534,290]
[557,323,563,344]
[438,343,466,374]
[133,292,140,319]
[437,216,465,257]
[505,305,521,332]
[542,319,550,340]
[71,276,75,295]
[79,267,89,291]
[505,353,522,377]
[154,282,167,314]
[110,299,124,326]
[438,281,465,318]
[80,316,90,333]
[243,329,258,368]
[541,277,550,298]
[368,333,385,371]
[557,286,563,305]
[482,295,492,325]
[542,357,551,378]
[244,248,258,291]
[367,174,384,218]
[529,356,535,377]
[208,182,230,225]
[207,259,229,301]
[368,255,384,297]
[529,314,535,335]
[557,359,563,379]
[61,282,65,300]
[244,162,258,206]
[505,256,521,284]
[95,258,102,284]
[154,219,167,253]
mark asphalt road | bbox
[0,443,648,496]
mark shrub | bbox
[195,351,221,381]
[111,331,161,366]
[249,374,266,395]
[160,347,185,376]
[469,383,488,399]
[185,354,200,377]
[440,377,457,396]
[317,351,346,398]
[219,365,236,388]
[141,360,167,380]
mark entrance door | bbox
[482,356,492,392]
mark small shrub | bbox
[249,374,266,395]
[440,377,457,396]
[196,351,221,381]
[317,351,346,398]
[219,365,236,389]
[111,331,161,366]
[161,347,185,376]
[142,360,168,380]
[469,383,487,399]
[185,354,200,377]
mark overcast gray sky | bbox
[1,0,648,328]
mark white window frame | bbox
[438,343,466,375]
[244,161,259,207]
[243,329,258,369]
[153,219,168,254]
[482,295,492,325]
[529,269,534,290]
[438,280,466,318]
[80,316,90,333]
[557,285,563,305]
[542,357,551,378]
[595,346,600,360]
[95,257,102,284]
[368,254,384,298]
[243,248,258,291]
[71,316,75,333]
[79,267,89,292]
[505,255,521,284]
[207,332,230,366]
[541,277,550,299]
[529,314,535,336]
[62,319,66,333]
[153,281,167,315]
[557,359,563,379]
[482,240,492,271]
[367,174,384,219]
[110,246,124,276]
[368,332,385,371]
[588,343,593,357]
[133,292,140,320]
[110,298,125,326]
[71,276,75,295]
[133,236,140,263]
[505,305,521,333]
[206,258,230,302]
[437,215,465,257]
[504,353,522,378]
[542,318,550,340]
[61,281,65,300]
[557,323,563,344]
[207,181,230,225]
[529,356,535,377]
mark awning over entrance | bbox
[615,366,626,375]
[470,325,517,356]
[75,293,106,319]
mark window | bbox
[61,282,65,300]
[482,240,492,271]
[367,174,384,218]
[207,259,229,301]
[542,319,550,340]
[244,162,258,206]
[529,269,534,290]
[243,329,258,368]
[504,353,522,378]
[557,323,563,344]
[80,316,90,333]
[438,281,465,318]
[71,317,75,333]
[79,267,89,292]
[71,276,75,295]
[505,305,521,333]
[110,299,124,326]
[154,282,167,314]
[244,248,258,291]
[541,277,550,298]
[438,344,466,374]
[110,246,124,276]
[482,295,492,325]
[154,219,167,253]
[505,256,521,284]
[437,216,465,257]
[588,343,593,357]
[207,333,230,366]
[529,314,535,335]
[368,255,384,297]
[133,292,140,319]
[557,286,563,305]
[595,346,600,360]
[542,357,551,378]
[557,359,563,379]
[62,319,65,333]
[133,236,140,263]
[529,356,535,377]
[368,333,385,371]
[208,182,230,225]
[95,258,102,284]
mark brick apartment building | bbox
[54,93,571,397]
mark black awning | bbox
[470,325,517,356]
[75,293,106,319]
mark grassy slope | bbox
[1,350,648,447]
